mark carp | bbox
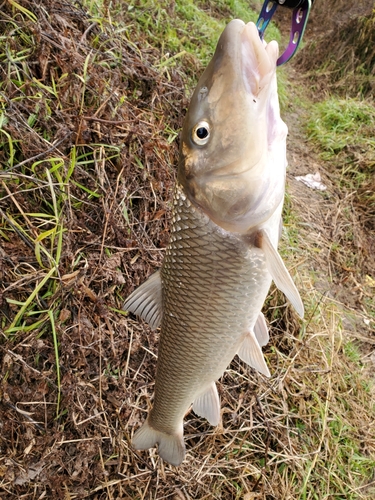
[124,20,303,466]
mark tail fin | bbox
[132,419,185,466]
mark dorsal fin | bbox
[123,271,162,330]
[257,229,304,318]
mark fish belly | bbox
[148,185,272,434]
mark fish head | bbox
[178,20,288,234]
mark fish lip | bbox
[210,19,273,97]
[239,21,276,97]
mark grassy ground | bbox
[0,0,374,498]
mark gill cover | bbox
[178,20,287,234]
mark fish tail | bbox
[132,419,185,466]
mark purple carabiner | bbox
[256,0,312,66]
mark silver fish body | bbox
[155,184,277,422]
[124,20,304,466]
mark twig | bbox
[82,116,131,125]
[1,133,71,172]
[4,401,44,431]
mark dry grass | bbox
[296,0,375,98]
[0,0,374,498]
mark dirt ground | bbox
[0,0,374,498]
[284,71,374,348]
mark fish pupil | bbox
[196,127,208,139]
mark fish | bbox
[124,19,304,466]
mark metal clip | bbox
[256,0,312,66]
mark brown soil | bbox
[284,68,374,341]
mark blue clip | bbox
[256,0,312,66]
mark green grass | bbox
[125,0,261,63]
[306,97,375,203]
[105,0,281,83]
[305,94,374,299]
[1,168,64,418]
[306,97,375,167]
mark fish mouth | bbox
[238,21,278,97]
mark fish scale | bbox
[149,185,272,435]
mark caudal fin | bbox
[132,419,185,466]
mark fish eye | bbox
[192,121,210,146]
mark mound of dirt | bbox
[0,0,186,496]
[296,0,375,97]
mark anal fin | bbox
[123,270,162,330]
[258,229,304,318]
[237,330,271,377]
[192,381,221,426]
[254,312,269,347]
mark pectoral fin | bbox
[237,330,270,377]
[193,381,221,426]
[254,312,269,347]
[123,271,162,330]
[258,229,304,319]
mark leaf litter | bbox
[0,0,374,498]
